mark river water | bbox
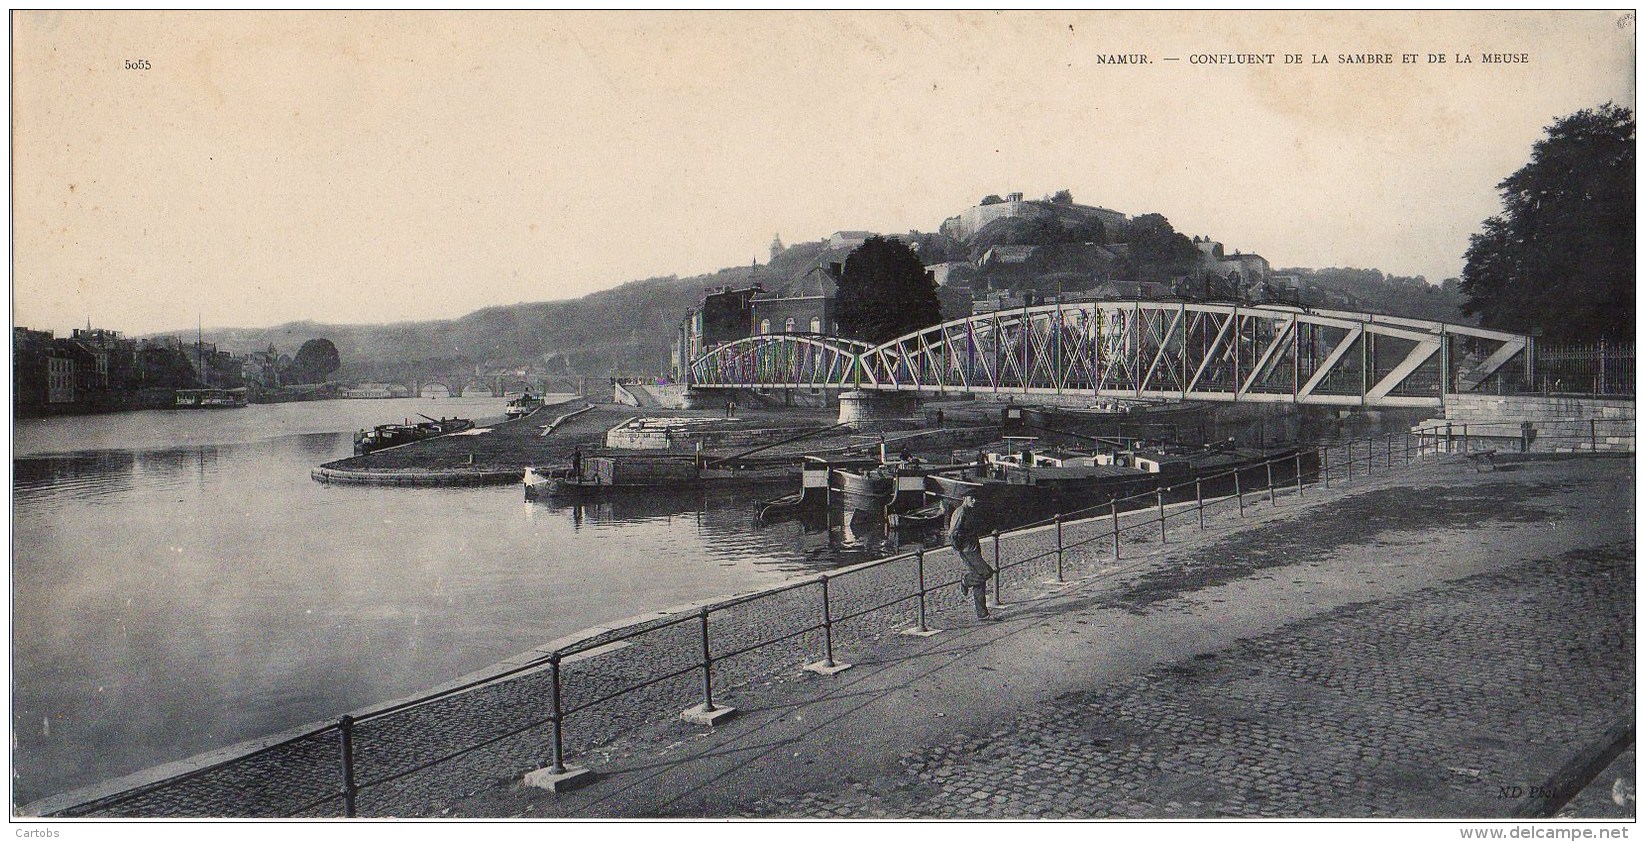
[11,397,898,806]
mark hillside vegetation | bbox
[197,245,1471,382]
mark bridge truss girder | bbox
[689,334,872,391]
[689,302,1531,409]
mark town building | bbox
[750,264,841,336]
[1217,251,1271,286]
[927,260,980,289]
[827,230,876,251]
[1194,237,1271,287]
[672,284,765,380]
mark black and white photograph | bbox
[8,10,1636,835]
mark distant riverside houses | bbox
[13,325,245,415]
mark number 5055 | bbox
[124,59,150,70]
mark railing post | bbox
[1053,515,1064,582]
[338,715,358,818]
[1322,446,1330,489]
[1235,470,1244,516]
[1347,441,1354,481]
[1295,451,1303,497]
[1266,459,1276,506]
[1110,501,1120,560]
[819,577,835,669]
[1591,419,1598,453]
[991,530,1002,605]
[690,608,719,713]
[1445,422,1453,454]
[1156,487,1167,543]
[1405,430,1411,464]
[1462,424,1469,454]
[548,653,566,775]
[915,550,929,633]
[1195,479,1204,529]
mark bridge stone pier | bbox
[838,390,920,431]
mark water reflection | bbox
[14,451,139,498]
[526,491,946,573]
[14,398,937,806]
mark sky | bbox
[10,10,1637,336]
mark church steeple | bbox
[769,233,784,262]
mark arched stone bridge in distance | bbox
[388,372,587,399]
[687,301,1535,409]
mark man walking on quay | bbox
[947,494,996,621]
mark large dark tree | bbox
[1120,213,1202,283]
[1460,103,1634,342]
[284,338,341,384]
[836,236,943,345]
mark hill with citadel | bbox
[198,191,1468,382]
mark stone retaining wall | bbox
[1444,393,1634,423]
[1434,394,1635,453]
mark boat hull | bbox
[923,447,1312,533]
[353,418,475,456]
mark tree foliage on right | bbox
[835,236,942,345]
[1460,103,1634,343]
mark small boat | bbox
[831,460,930,514]
[174,387,248,409]
[522,465,577,499]
[887,499,949,531]
[353,415,475,456]
[758,457,835,522]
[504,392,545,420]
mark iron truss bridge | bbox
[688,301,1533,408]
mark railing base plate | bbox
[523,764,595,794]
[900,627,943,638]
[802,660,854,675]
[680,703,738,726]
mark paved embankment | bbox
[448,453,1633,819]
[40,452,1632,819]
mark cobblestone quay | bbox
[473,454,1632,820]
[738,544,1633,818]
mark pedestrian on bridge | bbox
[947,494,995,621]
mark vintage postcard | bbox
[9,10,1635,837]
